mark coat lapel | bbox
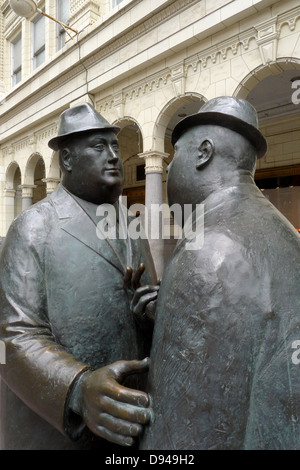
[49,185,125,275]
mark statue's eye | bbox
[95,144,105,151]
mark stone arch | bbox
[4,161,22,230]
[234,58,300,99]
[48,151,61,180]
[153,92,206,156]
[145,93,206,269]
[234,59,300,231]
[112,116,144,163]
[24,153,47,205]
[5,161,21,190]
[24,152,44,185]
[45,151,61,194]
[113,116,145,208]
[152,93,206,190]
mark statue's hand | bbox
[77,358,151,446]
[123,263,146,290]
[130,284,160,323]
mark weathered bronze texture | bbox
[0,103,158,450]
[140,97,300,450]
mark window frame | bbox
[56,0,70,51]
[11,33,22,87]
[31,12,46,70]
[110,0,126,9]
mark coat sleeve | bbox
[0,207,90,437]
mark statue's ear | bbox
[196,139,214,169]
[60,148,72,173]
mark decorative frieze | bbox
[13,137,30,153]
[255,17,280,65]
[278,6,300,32]
[35,124,58,143]
[1,0,300,154]
[69,0,101,29]
[83,0,199,69]
[1,147,12,158]
[122,69,172,102]
[171,64,186,97]
[113,92,125,117]
[94,5,300,117]
[96,96,114,114]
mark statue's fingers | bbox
[132,291,158,316]
[132,263,145,290]
[92,424,135,447]
[130,285,159,310]
[97,413,144,437]
[123,266,133,288]
[97,397,151,424]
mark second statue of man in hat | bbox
[140,96,300,450]
[0,103,159,450]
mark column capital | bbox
[4,189,16,198]
[138,151,169,174]
[18,185,37,198]
[42,178,60,194]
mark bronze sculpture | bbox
[0,103,158,450]
[140,97,300,450]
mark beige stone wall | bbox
[0,0,299,236]
[259,115,300,170]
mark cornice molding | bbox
[0,0,197,124]
[123,69,172,101]
[0,62,83,130]
[83,0,198,69]
[83,4,300,76]
[1,1,10,15]
[35,123,58,142]
[69,0,101,26]
[1,2,300,139]
[278,5,300,32]
[1,121,58,156]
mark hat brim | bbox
[48,126,120,151]
[172,112,267,159]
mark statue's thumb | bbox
[114,358,150,380]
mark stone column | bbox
[139,151,169,279]
[43,178,60,194]
[4,189,16,232]
[19,185,37,211]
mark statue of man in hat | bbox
[0,103,158,450]
[140,96,300,450]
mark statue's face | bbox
[65,130,124,204]
[167,126,203,211]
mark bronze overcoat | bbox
[141,179,300,450]
[0,184,156,450]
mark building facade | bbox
[0,0,300,277]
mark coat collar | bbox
[49,184,126,275]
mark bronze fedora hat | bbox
[48,103,120,151]
[172,96,267,158]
